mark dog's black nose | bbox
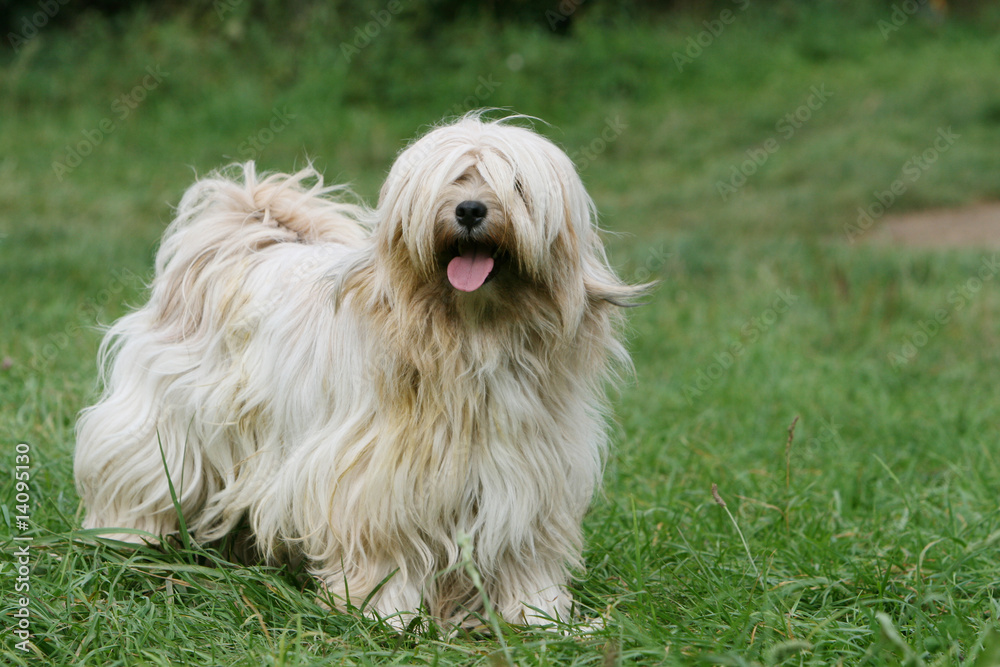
[455,200,488,229]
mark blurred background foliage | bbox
[3,2,1000,664]
[2,0,996,36]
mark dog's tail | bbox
[163,161,369,265]
[146,162,370,337]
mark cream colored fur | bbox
[75,115,644,628]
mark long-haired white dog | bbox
[75,114,644,627]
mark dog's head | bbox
[371,114,643,334]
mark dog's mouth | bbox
[446,242,501,292]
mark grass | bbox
[3,4,1000,665]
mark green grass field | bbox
[3,4,1000,665]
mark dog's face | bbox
[362,115,649,342]
[374,119,601,320]
[433,169,507,293]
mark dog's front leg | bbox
[490,555,572,627]
[316,561,425,630]
[368,572,426,630]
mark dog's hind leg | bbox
[75,411,207,543]
[74,321,211,544]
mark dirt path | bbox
[869,202,1000,249]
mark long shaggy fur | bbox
[75,115,644,627]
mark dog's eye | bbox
[514,179,525,200]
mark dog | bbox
[75,114,645,628]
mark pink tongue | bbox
[447,247,495,292]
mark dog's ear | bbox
[585,273,655,307]
[581,240,655,308]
